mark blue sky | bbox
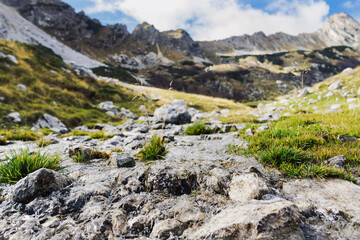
[62,0,360,41]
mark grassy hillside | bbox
[230,66,360,181]
[0,39,154,128]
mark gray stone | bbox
[154,103,191,125]
[98,101,119,116]
[34,114,69,133]
[325,92,334,98]
[324,155,346,169]
[150,219,185,238]
[337,135,356,142]
[297,88,309,97]
[245,128,254,136]
[328,81,342,90]
[349,103,360,110]
[120,107,138,119]
[330,104,341,110]
[139,105,147,113]
[257,125,269,132]
[6,112,21,123]
[228,173,269,202]
[358,87,360,96]
[16,84,27,91]
[13,168,71,203]
[110,152,135,168]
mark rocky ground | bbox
[0,101,360,240]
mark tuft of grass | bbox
[0,137,7,145]
[71,148,110,163]
[137,135,168,161]
[37,138,53,148]
[0,129,41,141]
[60,129,89,138]
[233,112,360,181]
[39,128,54,136]
[185,123,213,135]
[88,130,115,141]
[0,149,63,184]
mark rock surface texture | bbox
[1,115,359,240]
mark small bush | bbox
[185,123,213,135]
[37,138,52,148]
[137,135,168,161]
[0,149,63,184]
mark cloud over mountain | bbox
[85,0,330,40]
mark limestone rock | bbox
[34,114,69,133]
[98,101,119,116]
[150,219,186,238]
[228,173,269,202]
[6,112,21,123]
[13,168,71,203]
[324,155,346,169]
[188,201,303,240]
[16,84,26,91]
[154,102,191,125]
[328,81,342,90]
[110,152,135,168]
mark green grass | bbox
[233,112,360,181]
[0,39,157,129]
[88,130,115,141]
[185,123,213,135]
[0,137,7,145]
[0,128,41,141]
[60,129,89,138]
[37,138,53,148]
[0,149,63,184]
[137,135,168,161]
[71,148,110,163]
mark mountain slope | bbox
[0,2,102,68]
[0,39,148,127]
[200,13,360,56]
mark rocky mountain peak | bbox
[318,12,360,46]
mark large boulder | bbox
[34,114,69,133]
[187,201,303,239]
[109,152,135,168]
[13,168,72,203]
[154,100,191,125]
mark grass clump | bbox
[71,148,110,163]
[185,123,213,135]
[0,128,41,141]
[0,149,63,184]
[88,130,115,141]
[37,138,53,148]
[233,112,360,181]
[0,137,7,145]
[137,135,168,161]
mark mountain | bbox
[200,13,360,56]
[0,0,207,69]
[0,2,102,68]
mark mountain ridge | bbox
[2,0,359,68]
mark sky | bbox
[62,0,360,41]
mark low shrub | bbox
[0,149,63,184]
[185,123,213,135]
[137,135,168,161]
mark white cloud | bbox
[85,0,330,41]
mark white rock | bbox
[349,103,360,110]
[358,87,360,95]
[330,104,341,110]
[98,101,119,116]
[271,112,281,121]
[172,99,186,107]
[342,67,352,73]
[347,98,359,103]
[297,88,309,98]
[256,125,269,132]
[139,105,147,113]
[34,114,69,133]
[325,92,334,98]
[16,84,27,91]
[245,128,254,136]
[6,112,21,123]
[328,81,342,90]
[228,173,269,202]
